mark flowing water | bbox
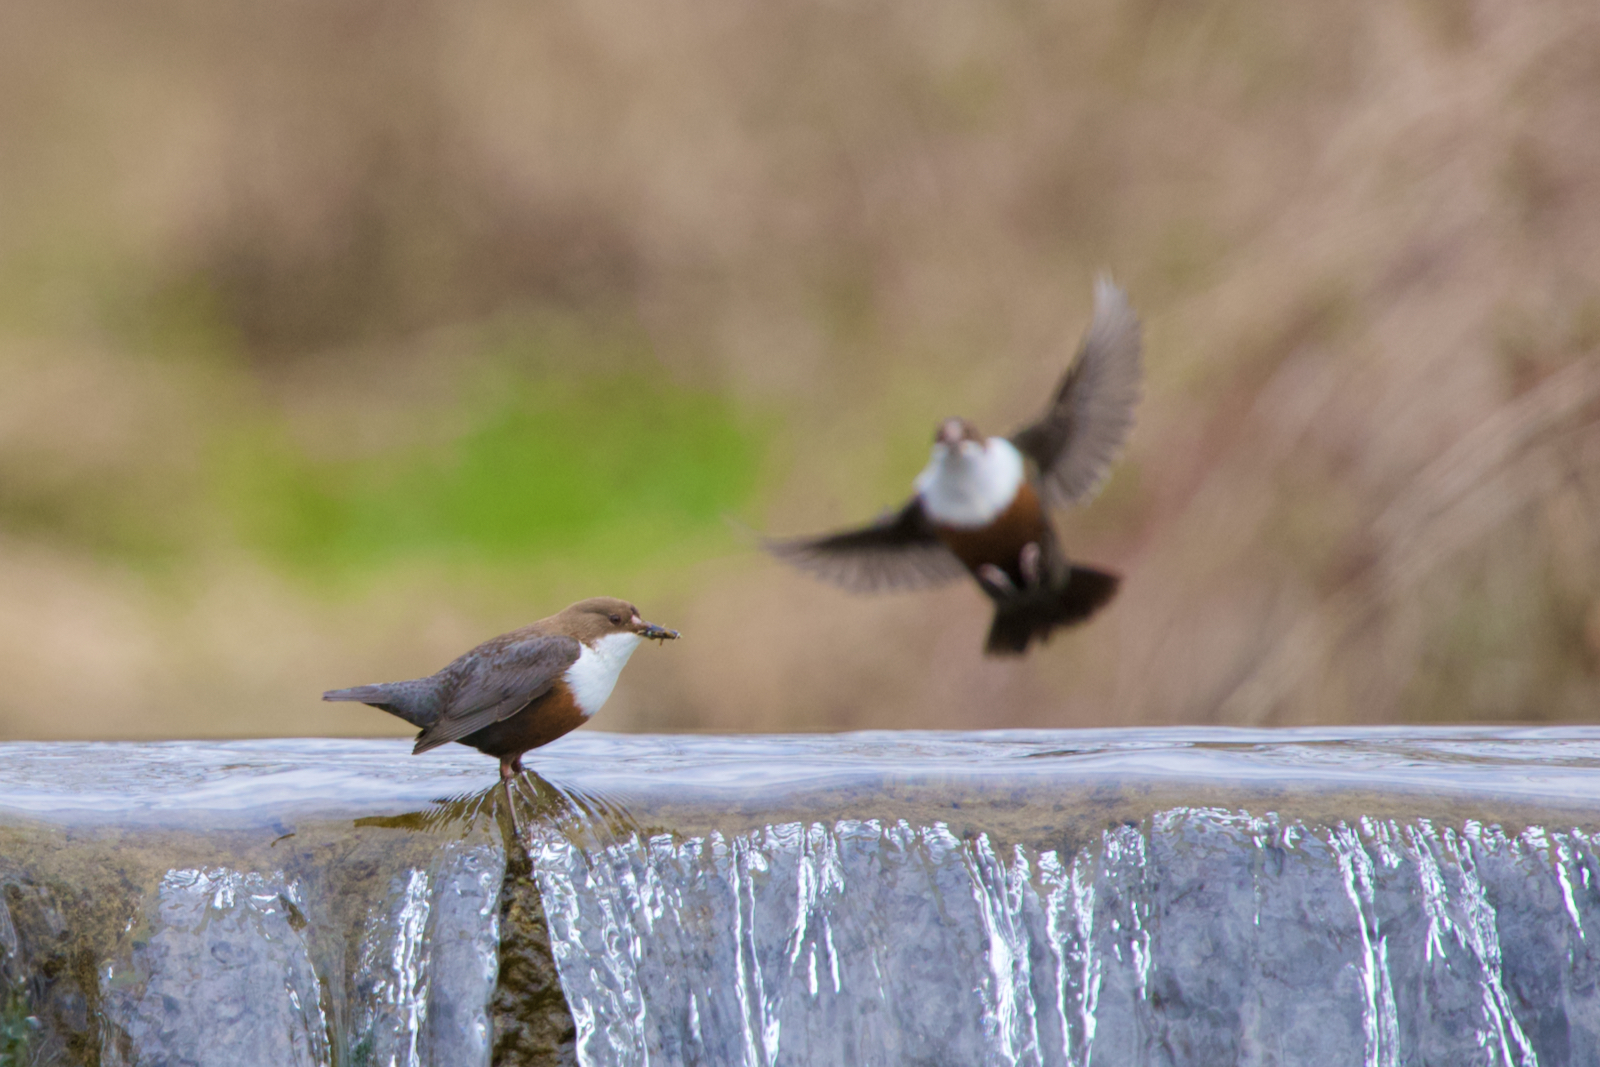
[0,729,1598,1065]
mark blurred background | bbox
[1,0,1598,741]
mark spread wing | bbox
[413,634,582,754]
[1011,277,1143,508]
[765,498,967,593]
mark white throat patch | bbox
[564,631,643,716]
[915,436,1026,528]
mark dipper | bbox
[768,278,1142,655]
[324,597,678,779]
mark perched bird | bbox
[768,278,1142,655]
[324,597,678,779]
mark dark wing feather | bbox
[765,498,966,593]
[413,634,582,754]
[1011,277,1143,508]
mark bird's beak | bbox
[936,419,964,447]
[636,619,680,642]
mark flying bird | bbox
[324,597,678,780]
[767,278,1142,655]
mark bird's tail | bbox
[984,565,1120,656]
[322,679,440,729]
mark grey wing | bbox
[765,498,967,593]
[413,634,582,754]
[1011,277,1143,508]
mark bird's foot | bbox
[976,564,1017,598]
[1019,542,1044,589]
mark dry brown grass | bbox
[0,0,1598,738]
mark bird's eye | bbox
[609,614,622,625]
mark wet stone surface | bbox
[0,730,1598,1065]
[102,868,330,1067]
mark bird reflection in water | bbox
[355,771,640,860]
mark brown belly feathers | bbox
[459,680,589,760]
[931,482,1051,585]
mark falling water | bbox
[512,730,1600,1067]
[0,731,1597,1065]
[527,808,1599,1066]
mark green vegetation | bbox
[214,372,764,578]
[0,981,35,1067]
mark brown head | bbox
[548,597,680,645]
[934,417,986,449]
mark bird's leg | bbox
[501,756,525,843]
[1019,542,1044,589]
[976,564,1017,598]
[501,778,525,844]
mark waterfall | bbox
[0,731,1594,1065]
[528,807,1591,1066]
